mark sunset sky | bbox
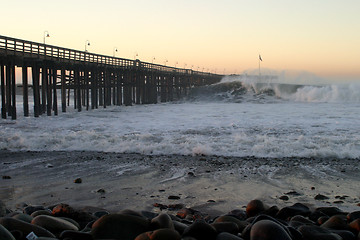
[1,0,359,81]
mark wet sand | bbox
[0,151,359,214]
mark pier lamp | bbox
[85,40,90,52]
[113,47,118,57]
[152,57,156,64]
[164,59,168,66]
[43,31,50,44]
[134,52,138,60]
[175,61,178,68]
[184,63,187,69]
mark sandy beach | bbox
[1,151,359,215]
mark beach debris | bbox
[279,195,289,201]
[168,195,181,200]
[2,175,11,179]
[97,188,106,194]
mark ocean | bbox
[1,75,360,159]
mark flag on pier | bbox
[259,55,263,61]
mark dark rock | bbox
[314,194,329,200]
[214,215,248,232]
[31,210,52,218]
[151,213,174,230]
[0,217,56,238]
[216,232,244,240]
[250,219,292,240]
[74,178,82,183]
[329,230,356,240]
[227,209,247,221]
[31,215,79,236]
[347,211,360,222]
[168,204,185,210]
[173,220,188,235]
[298,225,342,240]
[182,220,217,240]
[279,196,289,201]
[135,228,181,240]
[91,213,150,240]
[246,199,266,218]
[168,195,181,200]
[2,176,11,179]
[51,204,75,217]
[211,222,239,235]
[290,215,315,225]
[93,211,109,219]
[263,206,280,218]
[0,200,6,217]
[317,216,330,225]
[315,207,346,217]
[59,230,94,240]
[321,215,349,230]
[285,191,301,196]
[276,203,311,220]
[349,218,360,233]
[12,213,33,223]
[177,208,192,219]
[23,205,45,215]
[0,224,15,240]
[96,188,105,193]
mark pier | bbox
[0,35,222,119]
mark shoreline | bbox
[1,150,359,215]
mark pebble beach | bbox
[1,151,359,239]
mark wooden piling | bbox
[1,63,6,119]
[61,68,66,112]
[46,68,52,116]
[10,65,16,119]
[22,66,29,117]
[53,68,58,115]
[31,65,41,117]
[5,65,11,116]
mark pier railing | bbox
[0,35,214,76]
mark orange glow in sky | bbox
[1,0,359,82]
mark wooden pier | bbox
[0,35,222,119]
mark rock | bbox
[74,178,82,183]
[279,196,289,201]
[276,203,311,220]
[216,232,244,240]
[329,230,356,240]
[246,200,266,218]
[0,224,15,240]
[59,230,94,240]
[347,211,360,222]
[290,215,315,225]
[315,207,346,217]
[349,218,360,232]
[314,194,329,200]
[12,213,33,223]
[298,225,342,240]
[214,215,248,232]
[93,210,109,218]
[91,213,150,240]
[211,222,239,235]
[31,215,79,236]
[250,219,292,240]
[321,215,349,230]
[0,217,56,238]
[176,208,192,219]
[31,210,52,218]
[227,209,247,220]
[182,220,217,240]
[0,200,6,217]
[23,205,45,215]
[2,175,11,179]
[51,203,75,217]
[151,213,174,230]
[317,216,330,225]
[168,195,181,200]
[173,220,188,235]
[135,228,181,240]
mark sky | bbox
[1,0,359,82]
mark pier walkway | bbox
[0,35,222,119]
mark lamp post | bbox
[184,63,187,69]
[113,47,118,57]
[175,61,178,68]
[43,31,50,44]
[152,57,156,64]
[164,59,168,66]
[85,40,90,52]
[134,52,138,60]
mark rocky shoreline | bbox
[0,199,359,240]
[0,151,360,239]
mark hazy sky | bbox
[1,0,359,81]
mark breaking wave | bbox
[187,75,360,103]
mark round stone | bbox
[250,220,292,240]
[31,215,79,235]
[0,224,15,240]
[0,217,55,238]
[246,200,266,218]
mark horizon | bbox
[1,0,359,82]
